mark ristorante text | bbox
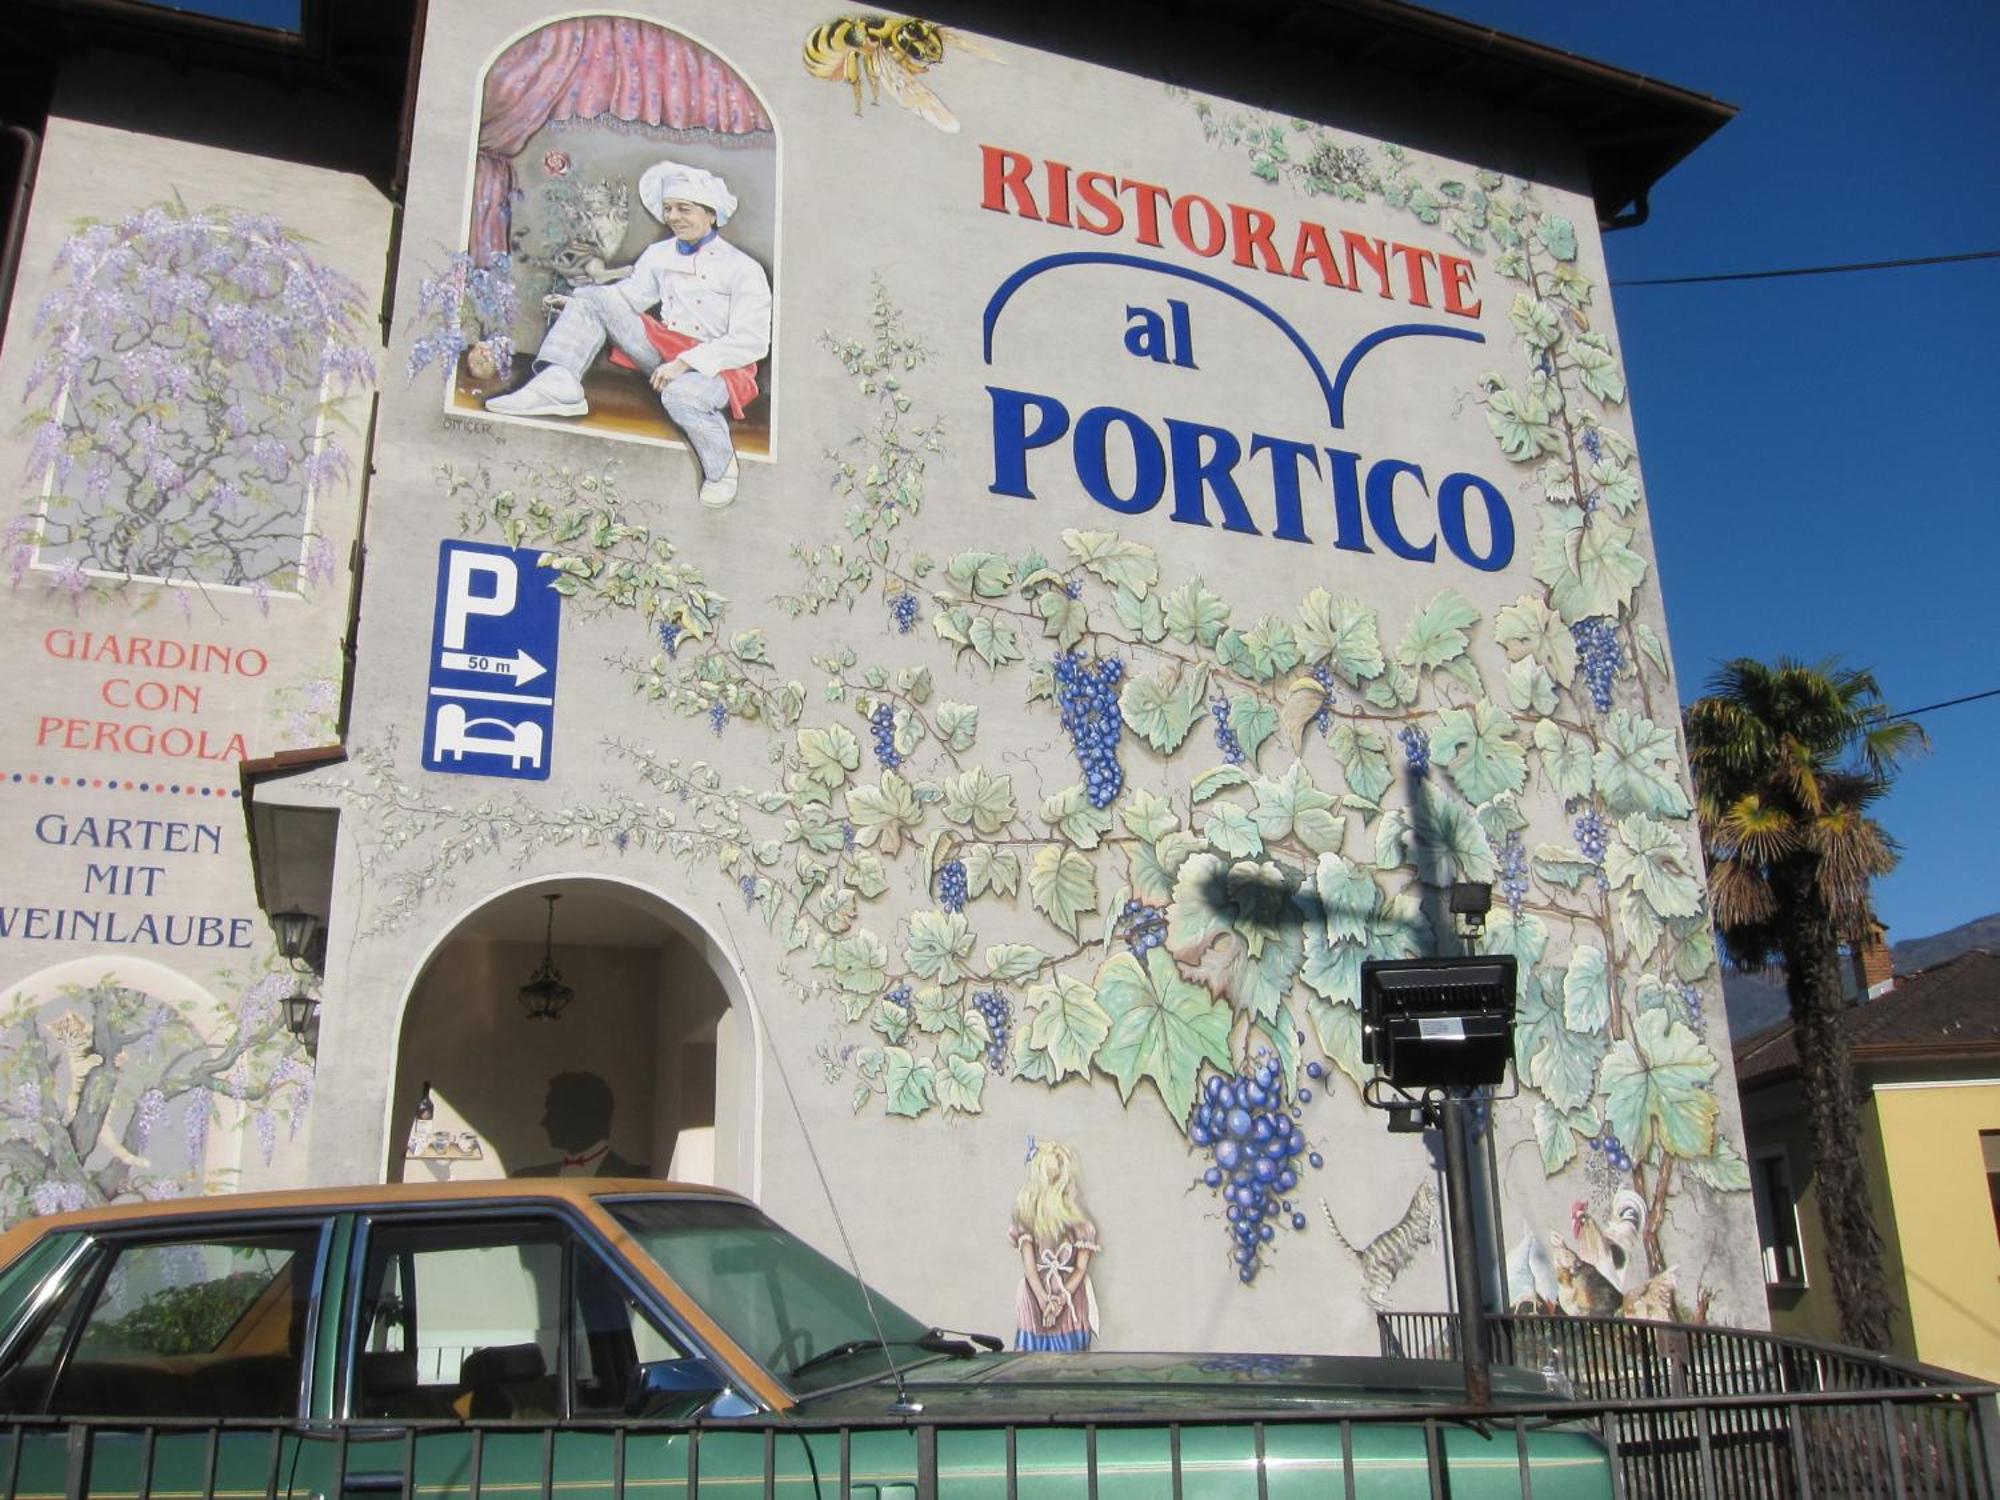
[980,146,1482,317]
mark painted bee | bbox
[802,15,1004,133]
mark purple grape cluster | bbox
[738,874,758,910]
[1053,652,1126,808]
[1211,699,1246,765]
[1570,616,1623,713]
[935,859,968,913]
[1310,661,1336,737]
[708,701,728,735]
[1587,1131,1633,1172]
[1498,831,1529,919]
[972,988,1012,1071]
[869,701,902,769]
[1581,426,1604,462]
[1677,981,1705,1036]
[889,593,918,634]
[1119,898,1167,957]
[1399,724,1430,775]
[1574,808,1608,864]
[1189,1058,1321,1284]
[657,620,681,656]
[885,983,913,1010]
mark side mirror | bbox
[625,1358,727,1419]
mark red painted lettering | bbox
[980,145,1041,219]
[1343,232,1393,298]
[1229,203,1283,274]
[1074,171,1123,236]
[1440,254,1482,318]
[1390,243,1437,307]
[1172,194,1227,258]
[1120,180,1170,247]
[1288,223,1346,287]
[1044,159,1073,228]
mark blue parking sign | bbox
[422,541,562,780]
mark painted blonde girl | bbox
[1008,1141,1100,1352]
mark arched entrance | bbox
[384,877,754,1190]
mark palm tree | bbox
[1684,658,1923,1350]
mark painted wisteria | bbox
[406,250,520,387]
[0,971,313,1222]
[13,203,374,593]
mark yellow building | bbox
[1735,949,2000,1378]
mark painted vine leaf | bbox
[1028,845,1098,939]
[1598,1007,1721,1162]
[1122,664,1208,754]
[905,910,975,984]
[1532,506,1648,624]
[1249,762,1344,853]
[1516,967,1608,1114]
[1296,590,1386,683]
[1430,702,1528,806]
[1593,709,1693,818]
[1604,814,1704,920]
[1016,972,1113,1085]
[1094,948,1234,1127]
[1534,1098,1601,1175]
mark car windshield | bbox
[608,1198,931,1396]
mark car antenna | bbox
[715,902,921,1414]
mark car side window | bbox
[42,1230,319,1418]
[354,1218,688,1421]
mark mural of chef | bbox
[486,160,771,508]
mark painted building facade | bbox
[1,1,1763,1355]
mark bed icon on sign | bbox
[422,541,561,781]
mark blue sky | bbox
[1421,0,2000,944]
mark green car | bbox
[0,1180,1609,1497]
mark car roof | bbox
[0,1178,746,1261]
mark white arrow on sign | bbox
[438,649,548,687]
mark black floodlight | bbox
[1360,955,1517,1089]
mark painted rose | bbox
[542,149,571,177]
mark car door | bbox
[287,1207,813,1500]
[0,1219,328,1500]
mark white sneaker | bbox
[699,458,740,510]
[486,367,588,418]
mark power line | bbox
[1613,249,2000,288]
[1889,687,2000,721]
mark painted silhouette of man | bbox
[517,1071,648,1178]
[485,160,770,509]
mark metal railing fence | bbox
[4,1385,1999,1500]
[1380,1311,2000,1497]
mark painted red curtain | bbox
[472,18,772,263]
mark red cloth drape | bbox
[472,18,772,263]
[608,322,760,419]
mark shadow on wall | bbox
[512,1071,649,1177]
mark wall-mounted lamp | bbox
[271,908,326,974]
[283,985,319,1052]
